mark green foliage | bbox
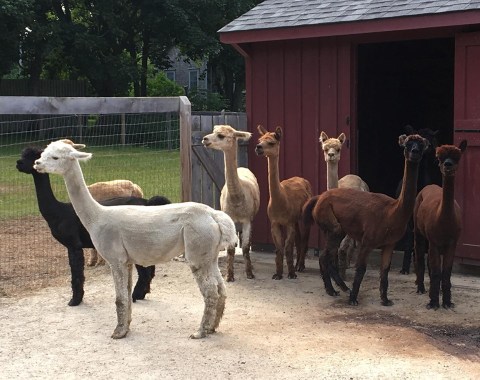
[188,89,228,112]
[131,70,185,97]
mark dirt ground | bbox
[1,246,479,379]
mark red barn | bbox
[219,0,480,265]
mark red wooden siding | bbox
[247,39,353,247]
[454,31,480,264]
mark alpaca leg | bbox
[241,223,255,279]
[132,264,155,302]
[87,249,98,266]
[226,245,236,282]
[67,247,85,306]
[441,247,455,309]
[190,263,220,339]
[213,264,227,330]
[338,236,355,280]
[295,219,310,272]
[110,262,133,339]
[427,246,441,310]
[414,232,427,294]
[271,223,285,280]
[320,232,348,296]
[349,246,370,306]
[285,225,297,279]
[379,246,394,306]
[400,228,414,274]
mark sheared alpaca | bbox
[397,126,441,274]
[319,132,369,279]
[16,146,168,305]
[303,134,429,306]
[255,125,312,279]
[34,139,236,339]
[414,140,467,309]
[202,125,260,281]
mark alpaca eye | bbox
[53,157,59,160]
[336,149,340,153]
[217,134,225,139]
[268,142,275,146]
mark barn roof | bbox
[219,0,480,33]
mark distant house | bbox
[164,48,208,95]
[219,0,480,265]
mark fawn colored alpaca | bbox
[414,140,467,310]
[202,125,260,282]
[34,139,236,339]
[303,134,429,306]
[255,125,312,278]
[319,132,369,279]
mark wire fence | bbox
[0,108,183,296]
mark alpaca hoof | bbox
[226,275,235,282]
[246,273,255,280]
[399,268,409,275]
[287,273,297,279]
[190,330,207,339]
[326,289,340,297]
[442,302,455,309]
[111,326,129,339]
[381,299,394,307]
[132,291,146,302]
[426,301,440,310]
[296,264,305,272]
[348,298,359,306]
[272,274,283,280]
[68,298,82,307]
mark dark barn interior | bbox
[357,38,455,197]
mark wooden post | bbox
[179,96,192,202]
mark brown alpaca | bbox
[255,125,312,279]
[319,131,369,279]
[414,140,467,310]
[303,134,429,306]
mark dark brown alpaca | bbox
[255,125,312,279]
[414,140,467,310]
[303,134,429,306]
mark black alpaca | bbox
[395,126,441,274]
[16,146,171,306]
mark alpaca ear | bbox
[70,151,92,161]
[319,131,328,143]
[274,126,282,141]
[422,137,430,152]
[459,139,468,153]
[338,133,346,145]
[404,125,415,134]
[257,125,267,136]
[398,134,407,147]
[234,131,252,141]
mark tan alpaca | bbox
[303,134,429,306]
[319,132,369,278]
[255,125,312,279]
[414,140,467,310]
[202,125,260,281]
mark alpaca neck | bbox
[62,160,102,227]
[326,161,339,190]
[32,171,61,216]
[439,174,456,218]
[395,160,420,219]
[267,155,284,204]
[223,147,244,201]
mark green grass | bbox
[0,146,181,220]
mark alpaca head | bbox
[435,140,467,177]
[404,125,439,153]
[16,146,43,174]
[319,132,346,164]
[398,134,429,163]
[34,139,92,175]
[202,124,252,151]
[255,125,282,158]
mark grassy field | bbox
[0,146,181,220]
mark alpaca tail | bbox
[302,195,320,228]
[131,183,144,198]
[212,210,238,250]
[146,195,171,206]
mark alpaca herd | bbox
[19,123,468,340]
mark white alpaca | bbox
[202,125,260,282]
[319,132,369,279]
[87,180,145,266]
[34,139,236,340]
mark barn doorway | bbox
[357,38,454,197]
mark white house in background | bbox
[164,48,208,94]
